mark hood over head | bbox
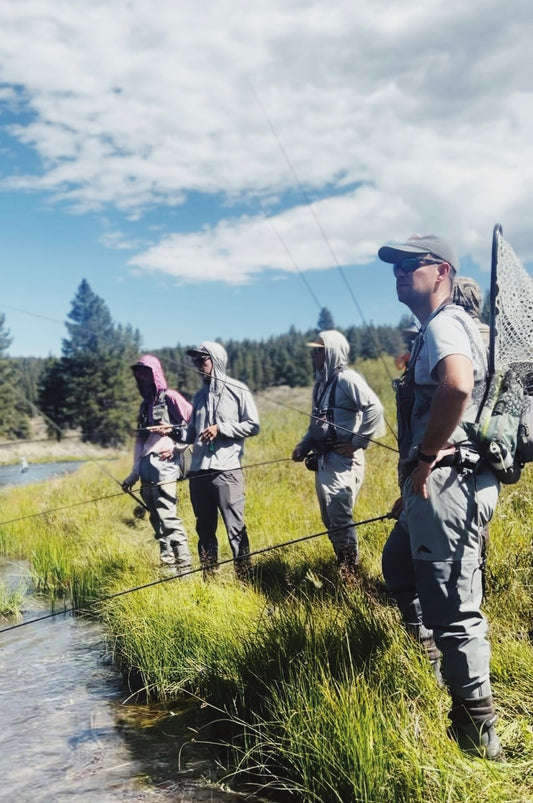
[312,330,350,382]
[188,340,228,389]
[131,354,167,399]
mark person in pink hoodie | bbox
[122,355,193,572]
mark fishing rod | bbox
[3,383,151,514]
[122,487,149,516]
[187,364,398,453]
[0,513,392,635]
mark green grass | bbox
[0,576,27,619]
[1,365,533,801]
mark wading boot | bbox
[199,546,219,581]
[234,540,253,583]
[234,555,253,583]
[159,540,176,566]
[336,547,359,586]
[448,694,504,761]
[170,540,192,577]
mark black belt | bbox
[432,447,481,472]
[434,453,456,469]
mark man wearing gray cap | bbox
[378,235,503,759]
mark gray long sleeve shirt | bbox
[297,330,385,455]
[186,341,260,471]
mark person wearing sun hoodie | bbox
[185,341,260,580]
[292,330,385,580]
[122,354,192,572]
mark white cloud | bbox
[129,186,415,282]
[0,0,532,276]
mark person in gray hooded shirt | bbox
[292,330,385,579]
[186,341,260,579]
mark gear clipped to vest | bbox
[463,366,529,484]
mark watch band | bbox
[417,449,437,464]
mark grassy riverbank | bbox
[1,361,533,801]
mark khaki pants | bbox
[315,450,365,558]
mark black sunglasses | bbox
[393,255,442,276]
[192,355,210,366]
[312,347,324,355]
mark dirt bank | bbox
[0,418,127,466]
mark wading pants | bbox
[315,450,365,560]
[140,454,191,569]
[382,462,499,698]
[189,469,250,564]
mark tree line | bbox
[1,279,407,447]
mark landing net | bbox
[493,227,533,373]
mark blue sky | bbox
[1,0,532,358]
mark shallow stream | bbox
[0,463,247,802]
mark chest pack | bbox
[308,375,340,448]
[138,391,185,442]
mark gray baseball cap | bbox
[378,234,458,272]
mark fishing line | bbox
[0,457,299,527]
[253,394,398,454]
[5,384,135,493]
[0,303,114,342]
[4,302,398,454]
[0,458,292,527]
[0,513,391,635]
[256,198,323,311]
[247,80,397,437]
[0,491,129,526]
[186,364,398,453]
[1,319,397,535]
[0,363,396,530]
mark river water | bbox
[0,460,88,488]
[0,463,248,802]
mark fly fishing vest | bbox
[138,391,183,442]
[308,374,340,451]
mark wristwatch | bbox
[414,444,437,464]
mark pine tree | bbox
[38,281,142,446]
[317,307,335,331]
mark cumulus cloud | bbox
[129,185,410,282]
[0,0,532,278]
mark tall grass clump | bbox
[0,456,158,608]
[0,578,27,619]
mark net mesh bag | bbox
[494,229,533,372]
[463,228,533,482]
